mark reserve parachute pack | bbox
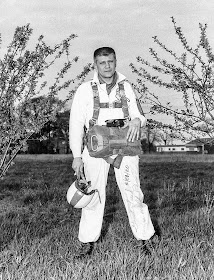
[86,80,142,168]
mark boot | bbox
[74,242,94,259]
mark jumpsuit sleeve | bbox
[125,82,146,127]
[69,84,87,158]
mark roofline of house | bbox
[156,143,204,148]
[156,145,186,148]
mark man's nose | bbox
[105,62,110,68]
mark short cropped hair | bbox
[93,47,116,60]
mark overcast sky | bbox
[1,0,214,142]
[1,0,213,77]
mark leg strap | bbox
[104,154,123,169]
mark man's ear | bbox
[93,61,97,71]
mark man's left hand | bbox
[122,118,141,142]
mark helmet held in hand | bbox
[67,178,99,208]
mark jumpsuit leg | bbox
[79,148,110,243]
[114,155,155,240]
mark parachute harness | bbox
[89,81,130,128]
[86,80,142,168]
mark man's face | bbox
[94,53,117,79]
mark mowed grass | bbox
[0,154,214,280]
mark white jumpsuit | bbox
[69,71,155,243]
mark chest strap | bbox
[89,81,129,128]
[118,82,129,120]
[99,102,122,108]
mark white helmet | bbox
[67,178,100,208]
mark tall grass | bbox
[0,155,214,279]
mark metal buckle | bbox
[109,102,113,109]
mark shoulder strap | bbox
[118,81,130,120]
[89,82,100,128]
[123,79,144,116]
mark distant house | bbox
[186,138,214,154]
[156,141,205,154]
[156,138,214,154]
[156,145,186,153]
[26,136,70,154]
[185,142,204,153]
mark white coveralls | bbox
[69,71,155,243]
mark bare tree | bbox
[141,121,162,153]
[130,17,214,142]
[157,126,174,145]
[0,24,91,179]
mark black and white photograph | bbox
[1,1,214,279]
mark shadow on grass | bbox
[0,203,75,251]
[0,182,23,192]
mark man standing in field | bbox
[69,47,156,258]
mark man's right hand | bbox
[72,157,85,181]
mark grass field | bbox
[0,154,214,280]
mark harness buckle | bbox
[109,102,113,109]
